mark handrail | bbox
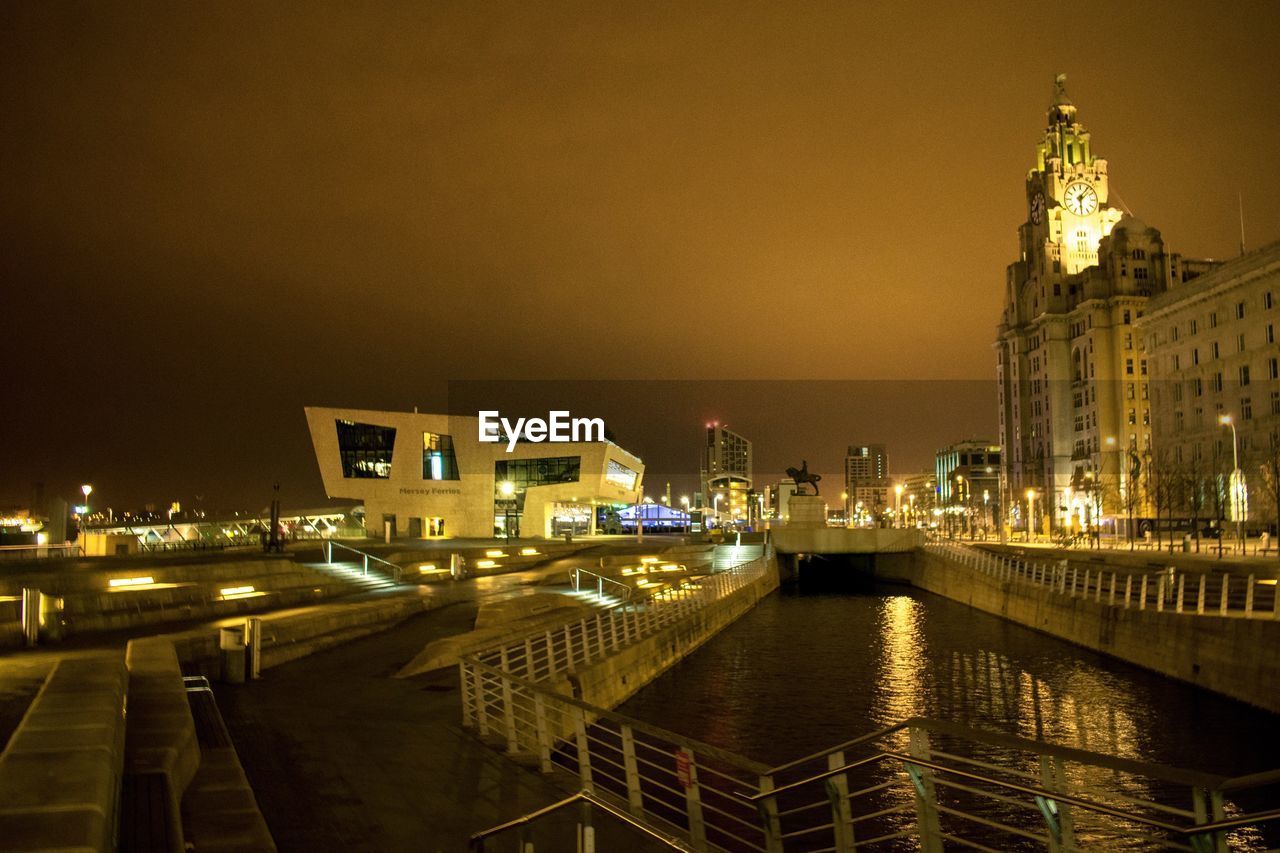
[324,540,401,582]
[463,634,773,775]
[468,791,698,851]
[767,715,1231,789]
[736,750,1280,838]
[572,566,632,601]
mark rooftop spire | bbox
[1048,73,1077,125]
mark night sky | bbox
[3,2,1278,512]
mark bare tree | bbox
[1179,451,1212,554]
[1257,426,1280,561]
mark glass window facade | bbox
[423,433,460,480]
[336,420,396,478]
[605,459,639,490]
[494,456,581,491]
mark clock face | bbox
[1030,192,1045,225]
[1063,182,1098,216]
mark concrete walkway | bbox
[213,599,570,852]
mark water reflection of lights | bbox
[874,595,927,726]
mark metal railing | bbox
[470,790,697,852]
[463,551,773,696]
[0,543,84,561]
[324,540,402,583]
[571,567,634,601]
[928,541,1280,620]
[463,652,1280,852]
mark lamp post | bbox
[908,493,916,529]
[713,494,723,531]
[499,480,515,544]
[894,484,904,529]
[1026,488,1037,542]
[1220,414,1245,554]
[680,496,690,534]
[80,484,93,549]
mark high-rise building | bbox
[844,445,889,526]
[1138,240,1280,529]
[994,75,1216,538]
[700,422,753,524]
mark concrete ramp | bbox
[396,593,592,678]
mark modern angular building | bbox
[305,407,645,539]
[844,445,889,525]
[994,75,1217,538]
[935,440,1002,534]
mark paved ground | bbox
[212,555,629,852]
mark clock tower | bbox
[996,75,1181,543]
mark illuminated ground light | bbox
[418,563,448,574]
[519,547,539,556]
[640,556,659,564]
[108,576,155,588]
[219,585,266,601]
[476,559,498,569]
[658,563,684,572]
[485,550,508,558]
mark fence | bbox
[462,664,1280,851]
[927,541,1280,620]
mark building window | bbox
[1132,249,1146,260]
[1272,391,1280,415]
[1242,397,1253,421]
[1193,377,1203,397]
[1172,354,1180,370]
[1267,324,1275,344]
[494,456,583,491]
[1140,359,1148,376]
[1143,409,1151,426]
[1211,341,1220,359]
[1190,319,1198,335]
[1209,312,1218,329]
[1237,333,1246,352]
[1123,310,1131,324]
[1126,358,1134,375]
[1192,348,1199,365]
[1127,409,1136,425]
[1211,373,1223,393]
[1134,267,1149,280]
[336,420,396,479]
[423,433,460,480]
[1265,291,1274,310]
[1127,383,1135,400]
[1125,333,1133,350]
[1240,365,1251,387]
[1270,357,1279,380]
[1236,301,1247,320]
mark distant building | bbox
[305,407,644,539]
[899,472,937,527]
[995,75,1218,538]
[935,440,1002,534]
[764,478,799,522]
[1138,240,1280,528]
[701,422,753,525]
[845,445,889,526]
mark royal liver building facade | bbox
[995,76,1214,539]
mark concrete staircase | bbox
[712,543,764,571]
[303,560,401,594]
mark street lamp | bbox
[1219,414,1246,553]
[894,484,904,529]
[1025,488,1037,542]
[80,484,93,548]
[713,494,723,530]
[680,496,690,533]
[499,480,516,543]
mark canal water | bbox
[617,582,1280,848]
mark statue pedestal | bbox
[786,495,828,529]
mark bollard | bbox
[20,588,39,648]
[220,626,247,684]
[245,617,263,680]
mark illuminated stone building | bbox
[1138,240,1280,527]
[994,76,1216,537]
